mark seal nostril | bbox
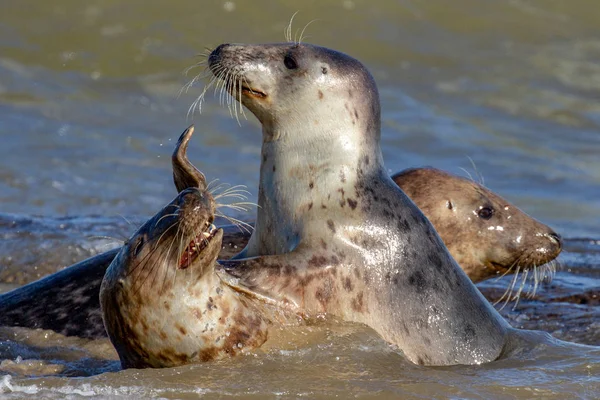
[548,232,562,248]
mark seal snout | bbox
[208,43,229,69]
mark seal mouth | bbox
[237,82,266,99]
[179,221,218,269]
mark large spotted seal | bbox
[208,42,514,366]
[99,126,288,368]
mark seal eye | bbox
[477,207,494,220]
[284,54,298,70]
[133,237,144,256]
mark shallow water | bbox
[1,0,600,398]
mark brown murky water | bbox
[1,0,599,398]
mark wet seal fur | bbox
[99,127,281,369]
[393,167,562,283]
[208,42,515,366]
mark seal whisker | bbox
[127,220,180,281]
[208,182,236,195]
[466,156,485,186]
[493,257,518,282]
[495,264,521,310]
[129,235,175,295]
[213,189,250,201]
[159,226,179,296]
[187,76,217,118]
[206,178,222,192]
[126,222,177,282]
[215,211,254,234]
[297,19,318,44]
[458,167,475,183]
[285,11,300,43]
[154,211,181,229]
[216,202,258,212]
[511,268,529,310]
[211,184,252,199]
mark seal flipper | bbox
[172,125,207,192]
[217,250,312,311]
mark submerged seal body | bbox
[100,127,277,369]
[208,42,511,365]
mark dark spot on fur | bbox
[308,255,328,268]
[327,219,336,233]
[429,252,444,271]
[354,109,359,120]
[351,292,364,312]
[262,154,267,162]
[464,324,476,340]
[318,90,323,99]
[272,165,276,172]
[321,203,327,209]
[347,198,357,210]
[176,323,187,336]
[348,90,353,98]
[309,182,314,189]
[284,265,294,276]
[343,277,354,292]
[339,170,346,183]
[308,202,313,210]
[397,217,410,233]
[408,270,427,291]
[416,357,425,366]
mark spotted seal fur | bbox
[208,42,512,366]
[99,126,289,368]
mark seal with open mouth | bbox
[207,42,513,366]
[99,126,275,369]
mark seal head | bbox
[393,167,562,283]
[100,127,269,369]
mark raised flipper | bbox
[172,125,207,192]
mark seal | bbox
[208,41,511,366]
[0,166,561,341]
[100,126,285,369]
[392,167,562,283]
[0,126,250,340]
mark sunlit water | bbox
[1,0,599,398]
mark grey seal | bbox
[392,167,562,283]
[100,126,291,368]
[208,41,511,366]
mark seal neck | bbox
[245,123,385,256]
